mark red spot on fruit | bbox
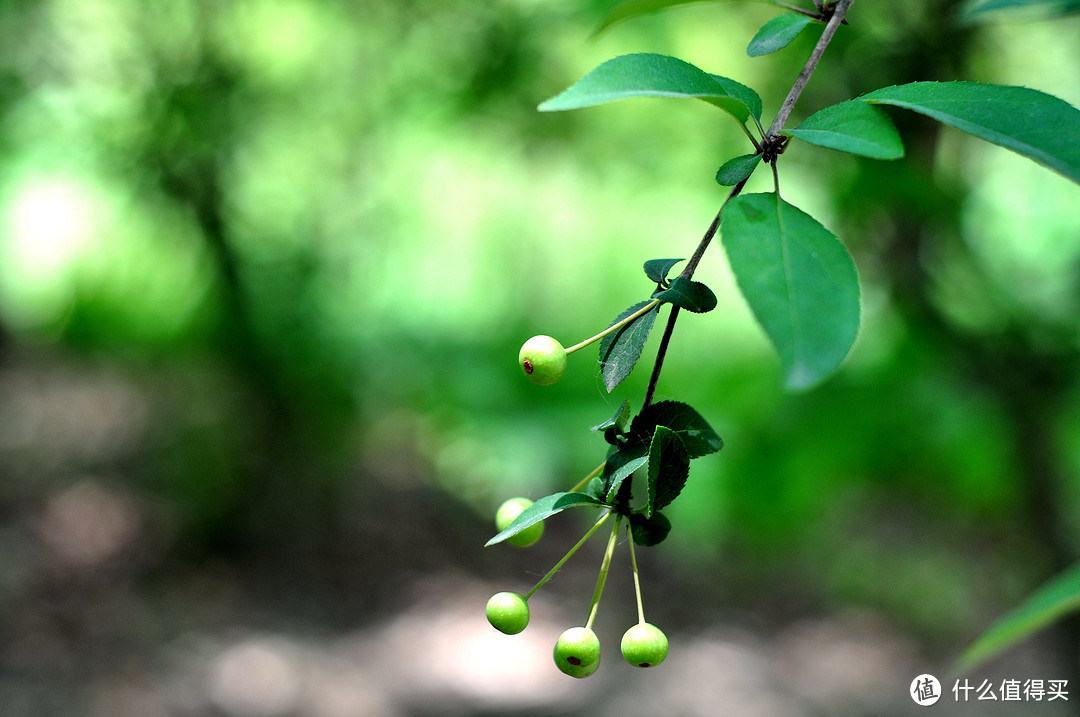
[523,359,534,374]
[567,656,581,666]
[639,662,650,667]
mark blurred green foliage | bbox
[1,0,1080,664]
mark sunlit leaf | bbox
[785,100,904,160]
[709,73,764,120]
[539,53,756,124]
[721,193,860,389]
[960,0,1080,19]
[747,14,813,57]
[956,562,1080,670]
[860,82,1080,184]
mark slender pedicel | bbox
[564,299,660,355]
[628,524,646,625]
[584,514,622,631]
[524,510,613,601]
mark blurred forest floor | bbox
[0,349,1074,717]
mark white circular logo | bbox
[911,674,942,706]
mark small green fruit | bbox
[486,592,530,635]
[519,335,567,386]
[495,497,544,547]
[553,626,601,678]
[620,623,668,668]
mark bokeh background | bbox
[1,0,1080,715]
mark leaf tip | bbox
[782,367,822,391]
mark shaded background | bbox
[1,0,1079,714]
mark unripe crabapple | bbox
[486,592,530,635]
[495,497,544,547]
[620,623,668,668]
[518,335,567,385]
[553,626,601,678]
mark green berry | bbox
[518,335,567,386]
[553,626,601,678]
[495,497,544,547]
[620,623,668,668]
[486,592,530,635]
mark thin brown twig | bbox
[643,179,745,407]
[766,0,855,139]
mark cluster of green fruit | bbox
[484,302,723,677]
[485,496,669,678]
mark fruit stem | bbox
[568,461,607,494]
[584,514,623,631]
[628,524,646,625]
[564,299,661,355]
[525,510,613,601]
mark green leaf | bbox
[629,510,672,546]
[653,277,717,313]
[585,476,606,501]
[709,73,763,121]
[716,153,762,186]
[785,101,905,160]
[644,258,685,284]
[721,193,860,389]
[860,82,1080,185]
[631,400,723,458]
[747,14,813,57]
[539,53,755,124]
[485,492,605,546]
[602,446,649,501]
[599,300,661,392]
[646,426,690,517]
[595,0,780,35]
[592,399,632,433]
[956,562,1080,670]
[961,0,1080,19]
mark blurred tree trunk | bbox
[144,8,326,558]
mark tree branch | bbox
[766,0,855,138]
[644,180,744,407]
[641,0,856,407]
